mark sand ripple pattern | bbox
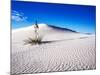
[11,36,96,74]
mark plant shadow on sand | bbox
[23,37,57,45]
[23,36,89,45]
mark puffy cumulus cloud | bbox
[11,10,28,22]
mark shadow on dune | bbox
[24,36,89,45]
[42,36,89,44]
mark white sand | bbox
[11,24,96,74]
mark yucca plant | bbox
[24,20,42,45]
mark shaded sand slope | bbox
[11,24,96,74]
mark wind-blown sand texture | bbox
[11,24,96,74]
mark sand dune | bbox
[11,24,96,74]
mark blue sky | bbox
[11,1,96,33]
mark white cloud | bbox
[11,10,28,22]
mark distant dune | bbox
[11,24,96,74]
